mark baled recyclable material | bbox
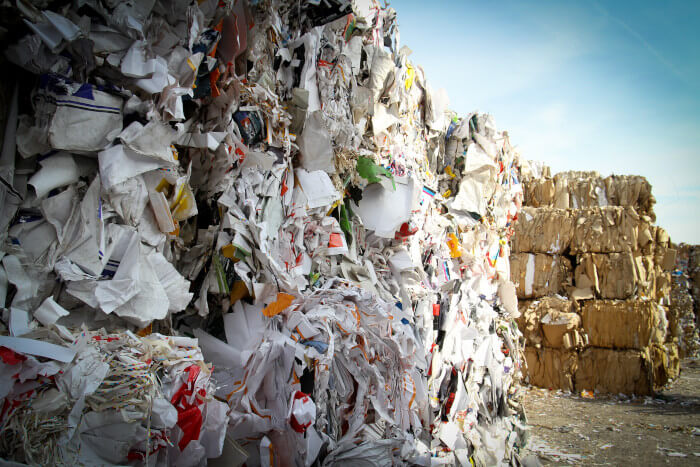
[0,0,531,465]
[522,170,656,220]
[523,347,577,392]
[668,249,700,357]
[575,252,656,300]
[581,300,666,350]
[522,177,555,208]
[510,207,574,254]
[516,297,585,351]
[513,166,680,395]
[0,329,226,465]
[517,297,578,348]
[541,312,583,350]
[570,207,640,254]
[677,244,700,319]
[650,342,680,384]
[604,175,655,219]
[575,348,654,395]
[510,253,572,299]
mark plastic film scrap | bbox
[0,0,528,465]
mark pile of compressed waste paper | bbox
[671,244,700,358]
[0,0,528,465]
[513,169,680,395]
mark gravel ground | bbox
[521,358,700,466]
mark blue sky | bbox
[393,0,700,243]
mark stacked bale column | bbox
[511,170,679,395]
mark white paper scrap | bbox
[0,336,76,363]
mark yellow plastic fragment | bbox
[221,244,237,259]
[155,178,170,193]
[405,65,415,90]
[229,280,250,304]
[447,233,462,258]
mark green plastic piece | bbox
[356,156,396,190]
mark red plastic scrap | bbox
[395,222,418,240]
[170,365,205,451]
[0,347,26,365]
[289,391,314,433]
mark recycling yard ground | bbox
[522,358,700,465]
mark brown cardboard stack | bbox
[523,171,656,221]
[512,169,679,395]
[518,298,584,391]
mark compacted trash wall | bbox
[0,1,532,465]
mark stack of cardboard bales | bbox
[512,169,680,395]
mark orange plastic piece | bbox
[262,293,295,317]
[328,232,344,248]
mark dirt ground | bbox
[521,358,700,465]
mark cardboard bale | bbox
[511,207,574,254]
[522,173,655,219]
[604,175,655,220]
[581,300,666,350]
[523,178,555,207]
[510,253,572,299]
[517,297,583,349]
[570,207,639,254]
[553,171,606,210]
[575,348,653,395]
[575,253,656,299]
[524,347,578,392]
